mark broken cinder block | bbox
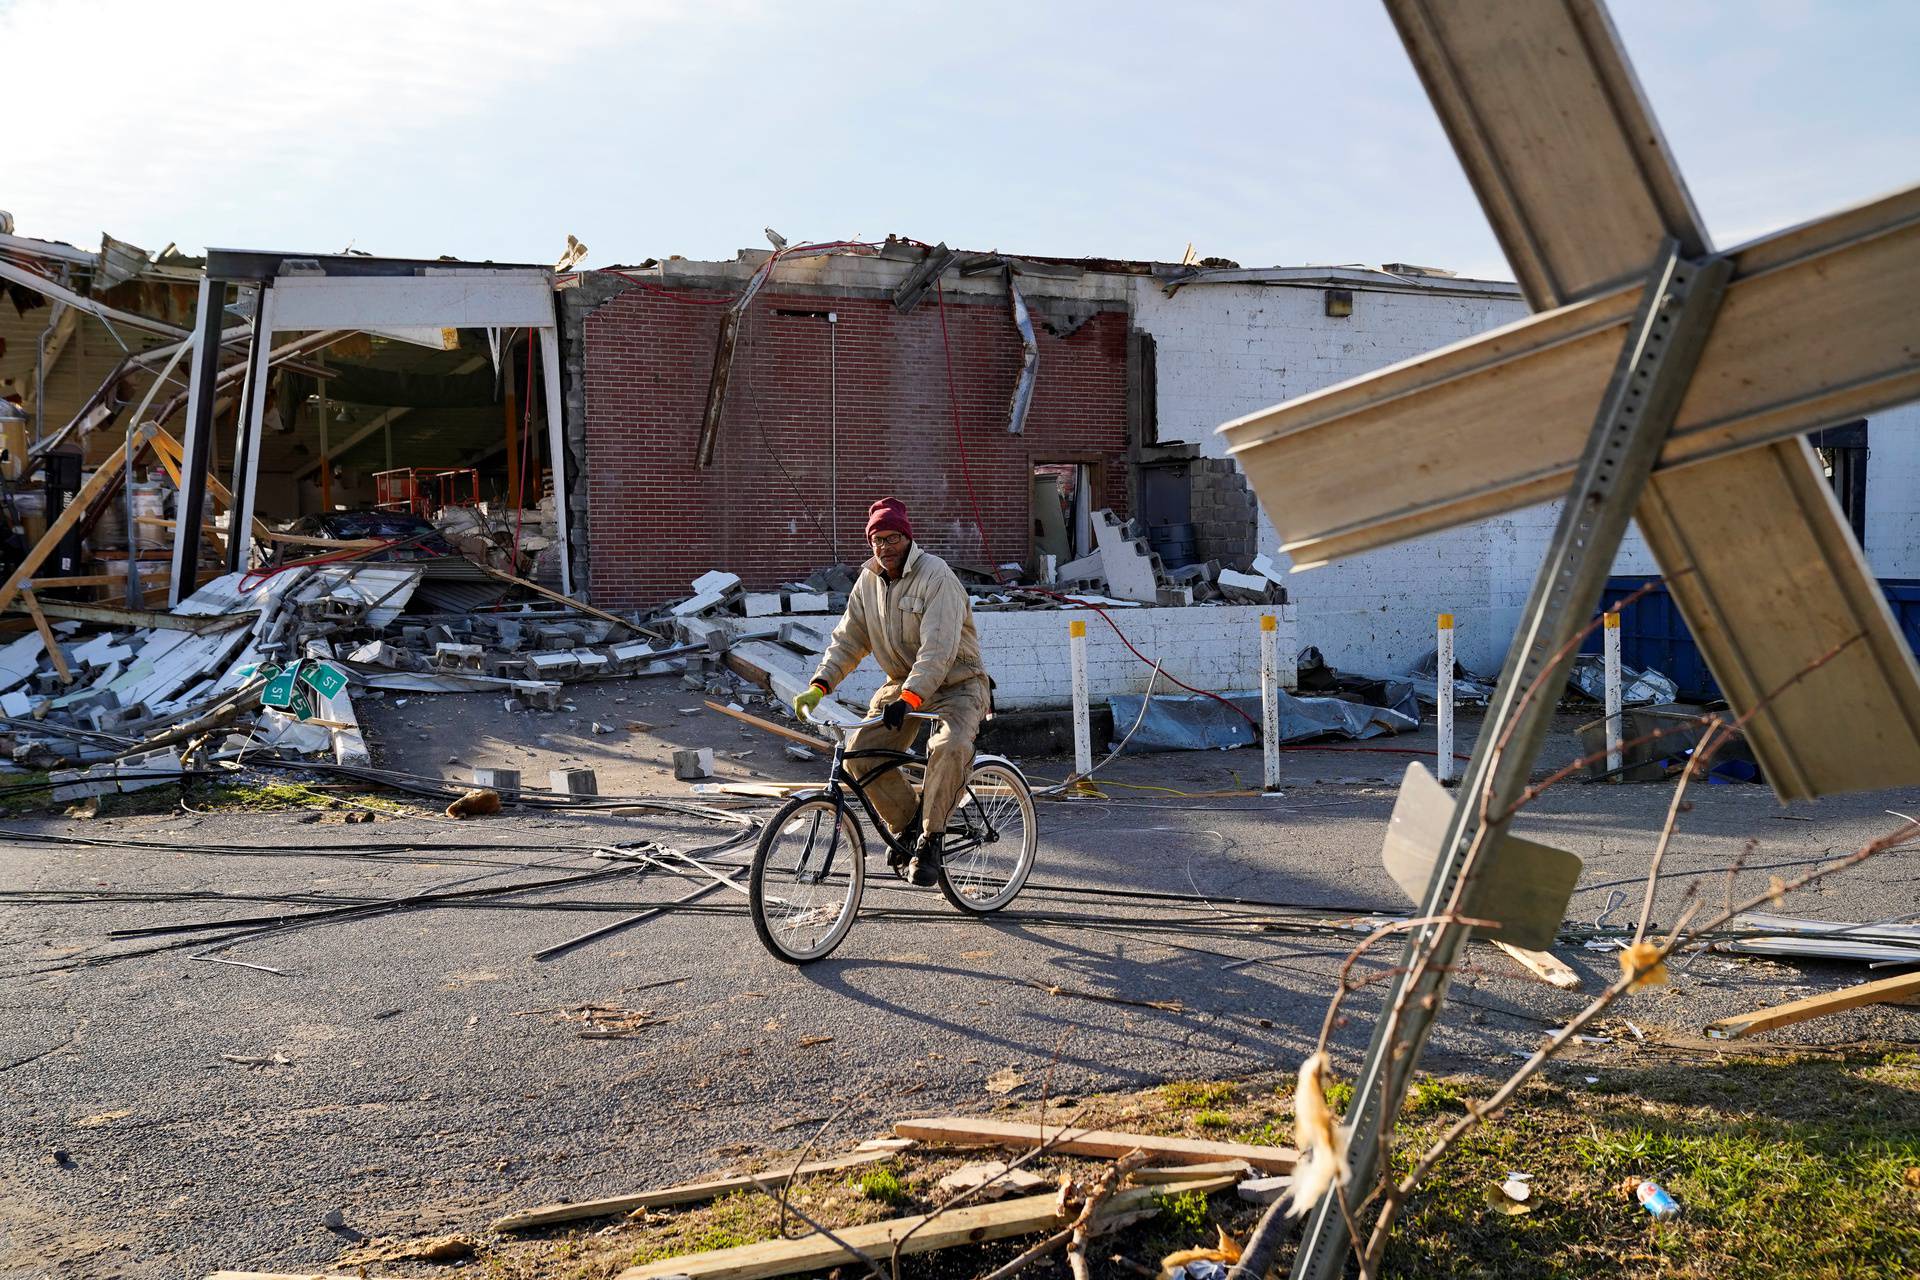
[473,767,521,798]
[433,642,486,671]
[673,747,715,781]
[511,681,564,711]
[548,767,598,797]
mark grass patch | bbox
[1381,1056,1920,1279]
[1404,1075,1470,1118]
[429,1052,1920,1280]
[0,770,51,814]
[856,1165,909,1206]
[1156,1188,1213,1235]
[1161,1079,1236,1111]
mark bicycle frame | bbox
[787,709,999,881]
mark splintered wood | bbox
[1705,971,1920,1040]
[893,1118,1296,1173]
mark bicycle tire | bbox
[749,794,865,963]
[937,757,1037,914]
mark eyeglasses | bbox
[870,533,907,550]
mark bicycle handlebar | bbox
[800,706,941,732]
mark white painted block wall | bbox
[1866,402,1920,579]
[1133,280,1920,675]
[820,604,1299,712]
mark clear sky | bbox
[6,1,1915,278]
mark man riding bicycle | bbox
[792,497,990,888]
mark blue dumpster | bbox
[1583,576,1920,702]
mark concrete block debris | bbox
[433,641,485,671]
[473,767,521,797]
[549,767,599,797]
[673,747,715,780]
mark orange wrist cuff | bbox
[899,689,924,710]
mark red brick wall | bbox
[581,282,1130,608]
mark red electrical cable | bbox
[933,275,997,570]
[1033,587,1260,730]
[598,270,734,306]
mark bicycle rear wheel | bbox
[750,795,865,963]
[938,758,1036,914]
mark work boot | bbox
[888,818,921,874]
[907,835,942,888]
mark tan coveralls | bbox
[811,544,990,842]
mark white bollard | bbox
[1604,609,1623,779]
[1436,613,1455,783]
[1260,613,1280,791]
[1068,619,1092,778]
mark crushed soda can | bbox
[1636,1180,1681,1220]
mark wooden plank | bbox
[892,1118,1295,1173]
[614,1174,1235,1280]
[149,427,270,544]
[24,574,120,590]
[1489,940,1581,991]
[1638,440,1920,801]
[253,530,386,550]
[1705,970,1920,1040]
[492,1148,900,1231]
[1129,1159,1254,1183]
[475,563,633,632]
[20,591,70,684]
[0,429,140,614]
[703,699,824,749]
[1385,0,1706,309]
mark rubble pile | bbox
[0,557,703,784]
[649,508,1287,626]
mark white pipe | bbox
[1261,613,1281,791]
[1069,619,1092,778]
[1436,612,1455,783]
[1604,610,1623,779]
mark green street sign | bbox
[299,661,349,701]
[262,667,300,710]
[289,687,316,721]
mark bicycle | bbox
[747,707,1038,964]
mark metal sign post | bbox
[1287,243,1730,1278]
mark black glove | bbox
[882,698,913,730]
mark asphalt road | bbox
[2,707,1918,1278]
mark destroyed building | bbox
[561,243,1920,678]
[3,222,1916,743]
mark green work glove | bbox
[792,683,827,720]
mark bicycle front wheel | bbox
[938,758,1036,914]
[750,795,866,964]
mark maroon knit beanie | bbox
[865,497,913,541]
